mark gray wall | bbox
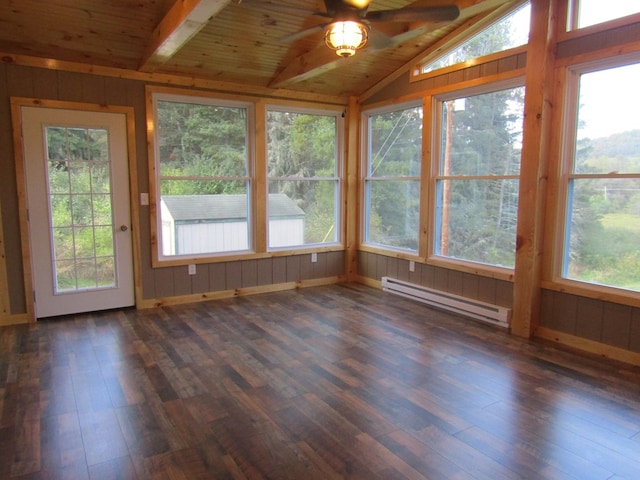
[0,63,345,314]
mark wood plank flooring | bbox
[1,283,640,479]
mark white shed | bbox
[160,193,305,255]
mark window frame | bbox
[428,77,526,275]
[563,0,640,37]
[360,99,425,257]
[265,103,345,252]
[147,87,256,266]
[411,0,530,83]
[550,54,640,301]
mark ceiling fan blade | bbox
[278,24,328,43]
[366,5,460,23]
[237,0,331,18]
[367,28,392,50]
[323,0,347,16]
[324,0,370,17]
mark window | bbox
[434,83,525,268]
[363,102,422,252]
[420,2,530,74]
[46,126,115,291]
[560,61,640,292]
[266,108,342,249]
[152,92,253,258]
[567,0,640,31]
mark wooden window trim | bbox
[545,57,640,304]
[146,85,346,268]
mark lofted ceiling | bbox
[0,0,514,99]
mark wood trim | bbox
[411,45,528,84]
[345,96,359,281]
[254,100,267,254]
[535,326,640,367]
[0,199,9,321]
[9,97,143,320]
[361,69,526,113]
[145,86,161,268]
[353,275,382,289]
[0,313,31,327]
[541,280,640,309]
[425,255,515,282]
[137,275,346,309]
[123,102,144,312]
[0,53,348,106]
[541,65,568,284]
[149,245,347,268]
[10,98,36,323]
[554,39,640,68]
[420,95,433,262]
[357,245,422,262]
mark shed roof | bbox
[162,193,305,222]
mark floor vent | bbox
[381,277,510,328]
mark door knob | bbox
[120,225,128,232]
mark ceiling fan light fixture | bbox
[324,20,368,57]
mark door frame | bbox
[11,97,142,321]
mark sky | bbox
[577,63,640,140]
[572,2,640,139]
[576,1,640,29]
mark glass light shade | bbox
[324,21,368,57]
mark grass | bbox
[600,213,640,233]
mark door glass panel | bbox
[45,126,116,293]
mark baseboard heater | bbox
[381,277,510,329]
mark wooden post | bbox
[511,0,558,337]
[345,96,360,281]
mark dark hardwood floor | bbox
[1,283,640,479]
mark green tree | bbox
[267,111,338,244]
[157,100,248,195]
[442,86,524,267]
[366,106,422,250]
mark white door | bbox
[21,106,134,318]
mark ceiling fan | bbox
[239,0,460,57]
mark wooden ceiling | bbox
[0,0,514,99]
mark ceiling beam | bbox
[139,0,232,72]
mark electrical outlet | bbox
[188,264,196,275]
[311,252,317,263]
[409,260,415,272]
[140,192,149,205]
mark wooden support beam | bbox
[139,0,231,72]
[511,0,558,337]
[345,96,360,281]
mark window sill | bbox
[541,279,640,309]
[153,244,345,268]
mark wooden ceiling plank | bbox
[139,0,232,72]
[268,21,435,89]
